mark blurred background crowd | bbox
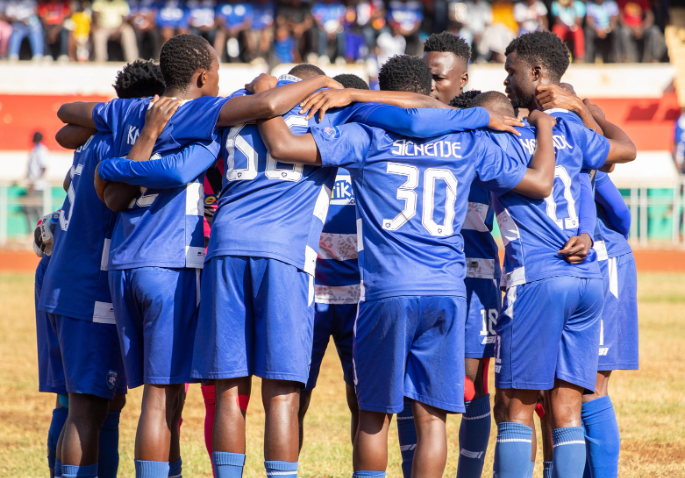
[0,0,672,68]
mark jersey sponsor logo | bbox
[391,138,462,159]
[107,370,118,389]
[330,176,354,206]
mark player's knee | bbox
[493,392,511,424]
[69,393,110,426]
[262,379,300,410]
[345,385,359,414]
[109,393,126,413]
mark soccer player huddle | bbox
[33,29,639,478]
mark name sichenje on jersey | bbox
[390,138,463,158]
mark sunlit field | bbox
[1,272,684,477]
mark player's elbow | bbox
[534,175,554,198]
[260,97,280,118]
[56,104,74,124]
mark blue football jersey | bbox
[593,171,632,260]
[215,2,253,27]
[38,133,117,323]
[92,95,226,270]
[463,184,500,281]
[491,111,610,289]
[315,169,360,304]
[312,123,528,301]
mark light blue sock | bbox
[352,472,386,478]
[543,461,554,478]
[213,452,245,478]
[456,394,491,478]
[55,459,63,478]
[48,406,68,472]
[582,396,619,478]
[396,398,417,478]
[98,411,120,478]
[169,458,182,478]
[552,427,586,478]
[528,461,535,477]
[264,460,298,478]
[62,463,98,478]
[493,422,533,478]
[135,460,170,478]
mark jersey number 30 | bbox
[383,163,458,237]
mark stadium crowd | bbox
[0,0,670,66]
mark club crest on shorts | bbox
[323,126,340,139]
[107,370,118,389]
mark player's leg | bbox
[346,383,360,443]
[354,410,394,476]
[48,395,68,478]
[410,400,448,478]
[549,277,604,478]
[396,398,417,478]
[98,393,126,478]
[538,396,554,478]
[581,372,616,478]
[298,302,334,452]
[168,386,186,476]
[493,279,570,478]
[251,258,317,478]
[201,381,216,461]
[191,257,252,478]
[332,302,361,444]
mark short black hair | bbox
[113,60,166,99]
[505,31,570,83]
[32,131,43,143]
[449,89,481,109]
[159,34,213,91]
[333,73,369,90]
[424,32,471,63]
[472,91,516,117]
[379,55,432,95]
[289,63,326,79]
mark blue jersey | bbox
[207,77,341,275]
[252,1,274,29]
[593,171,632,260]
[463,184,500,281]
[388,0,423,30]
[187,0,215,27]
[312,124,528,301]
[215,2,253,27]
[155,0,189,28]
[492,112,610,289]
[38,133,117,323]
[92,95,226,270]
[315,169,360,304]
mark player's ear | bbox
[197,69,207,89]
[461,71,468,89]
[532,65,542,83]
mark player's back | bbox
[312,123,527,301]
[463,184,500,281]
[208,76,340,275]
[491,113,609,288]
[593,171,632,260]
[39,133,116,322]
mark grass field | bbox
[1,272,684,477]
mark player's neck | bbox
[162,88,202,101]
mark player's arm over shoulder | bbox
[257,116,321,165]
[509,111,556,198]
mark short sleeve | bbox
[579,126,610,170]
[551,2,560,16]
[539,2,548,15]
[606,1,619,16]
[167,95,230,145]
[575,1,586,17]
[513,4,526,21]
[310,123,373,170]
[475,132,528,195]
[92,99,122,133]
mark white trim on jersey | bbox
[594,240,609,261]
[496,208,521,247]
[313,184,332,224]
[185,181,204,216]
[93,301,116,324]
[608,256,619,298]
[100,238,111,271]
[465,257,497,279]
[185,246,206,269]
[304,245,318,276]
[318,233,358,262]
[503,266,527,289]
[315,284,361,304]
[462,201,490,232]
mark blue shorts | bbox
[304,302,357,391]
[109,267,200,388]
[192,256,315,385]
[49,314,127,399]
[495,276,604,392]
[597,253,639,371]
[36,257,67,395]
[353,295,466,414]
[464,277,501,358]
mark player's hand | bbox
[582,98,606,120]
[300,88,353,121]
[536,84,584,113]
[486,110,524,136]
[245,73,278,94]
[558,233,593,264]
[324,76,344,91]
[33,211,59,257]
[143,95,182,138]
[526,109,556,128]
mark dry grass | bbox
[0,272,684,477]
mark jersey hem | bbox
[206,249,309,275]
[597,362,639,371]
[108,261,202,271]
[361,290,466,302]
[38,304,96,322]
[504,269,602,288]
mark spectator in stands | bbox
[38,0,70,61]
[215,1,253,62]
[69,0,92,61]
[128,0,160,60]
[514,0,548,35]
[91,0,138,62]
[341,0,367,63]
[186,0,217,45]
[276,0,312,63]
[551,0,586,61]
[250,0,275,62]
[312,0,346,64]
[617,0,666,62]
[386,0,423,55]
[460,0,493,62]
[273,23,295,63]
[376,19,406,66]
[346,0,385,59]
[156,0,189,45]
[675,108,685,175]
[478,0,516,61]
[6,0,44,60]
[23,131,48,233]
[585,0,619,62]
[0,2,12,59]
